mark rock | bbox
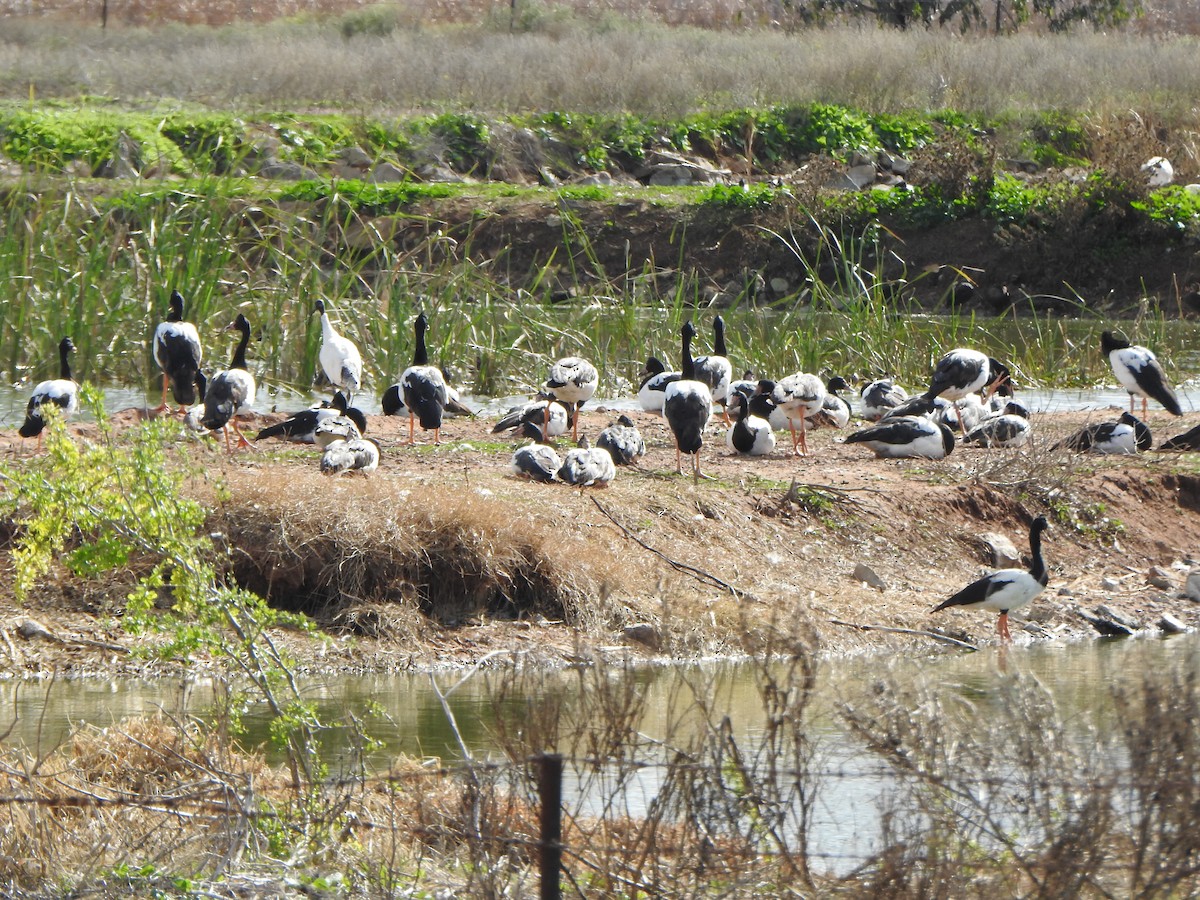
[622,623,661,650]
[371,161,407,183]
[1185,568,1200,602]
[979,532,1021,568]
[852,562,887,591]
[1100,577,1121,591]
[1095,605,1140,630]
[1147,566,1173,590]
[1158,613,1188,635]
[16,618,54,641]
[257,159,319,181]
[845,163,877,189]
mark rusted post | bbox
[537,753,563,900]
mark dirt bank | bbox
[3,404,1200,679]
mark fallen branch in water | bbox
[830,618,978,651]
[590,497,751,602]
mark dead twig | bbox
[830,618,978,650]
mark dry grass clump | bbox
[211,468,622,634]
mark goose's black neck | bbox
[231,318,250,370]
[167,291,185,323]
[1028,519,1049,586]
[713,316,727,357]
[680,324,696,380]
[413,314,429,366]
[58,339,73,380]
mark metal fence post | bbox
[537,753,563,900]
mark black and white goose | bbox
[808,375,852,429]
[200,313,257,452]
[772,372,826,456]
[400,312,451,445]
[254,391,366,444]
[844,416,955,459]
[693,316,734,421]
[663,321,713,483]
[493,394,572,442]
[924,348,1011,434]
[544,356,598,441]
[319,437,380,475]
[1159,422,1200,452]
[1101,330,1182,418]
[558,437,617,488]
[1053,411,1152,454]
[510,444,563,483]
[726,391,775,456]
[596,415,646,466]
[381,379,474,419]
[963,401,1031,448]
[637,357,680,414]
[314,299,363,399]
[933,516,1050,643]
[860,378,909,422]
[19,336,80,449]
[152,290,203,415]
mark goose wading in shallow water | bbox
[1053,411,1152,455]
[844,415,955,459]
[933,516,1050,643]
[400,312,451,445]
[200,313,257,452]
[1101,330,1182,418]
[152,290,203,415]
[19,336,80,451]
[314,299,363,399]
[663,321,713,483]
[693,315,733,422]
[544,356,597,441]
[726,391,775,456]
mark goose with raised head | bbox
[319,437,380,475]
[400,312,451,445]
[693,315,734,421]
[314,299,363,399]
[772,372,826,456]
[544,356,597,441]
[844,415,955,459]
[934,516,1050,643]
[1053,411,1152,455]
[19,336,80,450]
[596,414,646,466]
[200,314,257,452]
[510,443,563,483]
[1101,330,1182,418]
[153,290,203,415]
[663,321,713,483]
[726,391,775,456]
[637,356,680,414]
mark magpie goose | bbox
[663,321,713,483]
[314,299,363,398]
[637,357,680,414]
[545,356,597,440]
[772,372,826,456]
[320,437,380,475]
[844,415,955,459]
[1101,330,1182,417]
[596,415,646,465]
[1053,411,1152,454]
[153,290,202,414]
[400,312,450,444]
[19,336,80,450]
[726,391,775,456]
[694,315,733,421]
[558,437,617,487]
[200,314,257,452]
[510,444,563,483]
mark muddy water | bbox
[4,634,1197,870]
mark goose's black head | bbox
[167,290,185,322]
[1101,330,1129,355]
[313,299,326,316]
[642,357,666,377]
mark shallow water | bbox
[4,633,1196,872]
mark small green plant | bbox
[700,182,777,209]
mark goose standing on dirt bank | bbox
[933,516,1050,643]
[809,376,853,429]
[201,314,257,452]
[664,321,713,483]
[1101,330,1182,418]
[19,336,80,450]
[381,380,474,419]
[493,394,572,442]
[637,356,679,414]
[726,391,775,456]
[544,356,597,441]
[772,372,826,456]
[860,378,908,422]
[152,290,203,415]
[924,348,1011,434]
[400,312,450,445]
[596,415,646,465]
[963,402,1031,448]
[254,391,366,444]
[558,437,617,487]
[1053,411,1152,454]
[314,299,363,399]
[844,415,955,459]
[694,316,734,421]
